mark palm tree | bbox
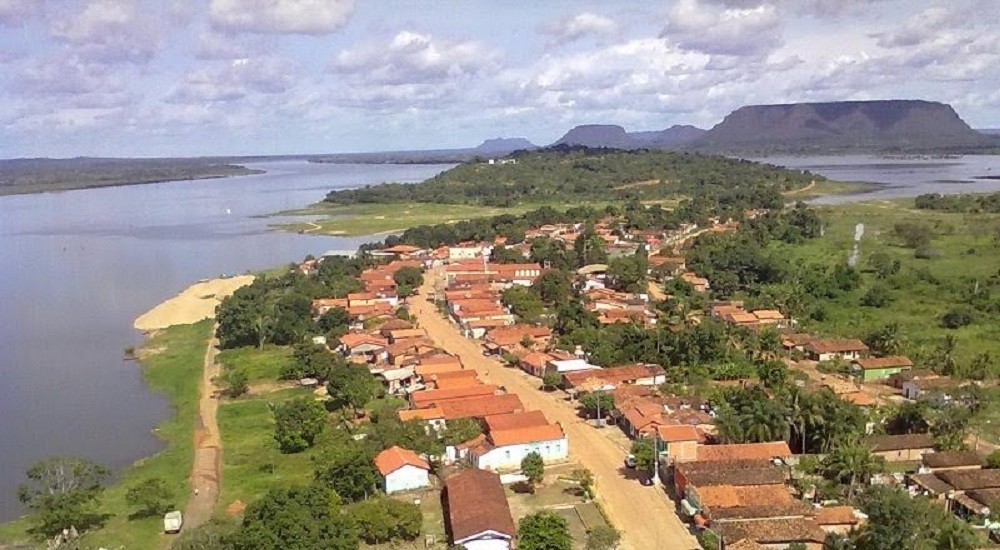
[822,436,884,500]
[786,388,822,454]
[715,406,746,444]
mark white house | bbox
[469,419,568,471]
[375,446,430,494]
[445,469,516,550]
[547,358,601,375]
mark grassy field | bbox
[0,321,212,549]
[775,199,1000,367]
[215,388,320,513]
[273,202,545,236]
[217,345,294,383]
[783,179,878,200]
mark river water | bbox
[753,154,1000,204]
[0,161,450,521]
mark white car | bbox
[163,510,183,534]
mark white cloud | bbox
[332,31,500,85]
[662,0,782,57]
[209,0,354,35]
[165,57,297,104]
[540,12,619,47]
[702,0,889,18]
[50,0,162,63]
[0,0,42,26]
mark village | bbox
[285,209,999,550]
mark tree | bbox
[855,486,977,550]
[606,253,648,293]
[17,456,109,537]
[124,477,174,518]
[393,266,423,297]
[521,452,545,484]
[535,270,572,304]
[821,438,884,500]
[170,519,235,550]
[518,511,572,550]
[350,497,421,544]
[867,251,900,279]
[586,525,621,550]
[860,284,893,308]
[570,468,595,499]
[630,438,655,474]
[864,323,906,357]
[930,405,971,451]
[985,450,1000,469]
[326,361,382,415]
[227,484,357,550]
[502,286,545,323]
[579,391,614,420]
[221,368,249,397]
[312,445,380,503]
[941,308,973,329]
[272,398,328,453]
[441,417,484,446]
[542,370,562,391]
[892,221,933,249]
[316,307,350,336]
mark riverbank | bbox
[0,320,213,549]
[135,276,254,331]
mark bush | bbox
[985,450,1000,469]
[519,511,572,550]
[860,285,893,308]
[272,398,328,453]
[125,477,174,517]
[586,525,621,550]
[521,451,545,483]
[698,528,720,550]
[941,308,973,329]
[350,497,422,544]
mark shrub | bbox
[350,497,422,544]
[941,308,973,329]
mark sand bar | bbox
[134,275,255,331]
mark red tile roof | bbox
[483,410,549,432]
[656,424,701,443]
[815,506,860,526]
[374,446,429,475]
[853,356,913,369]
[445,470,515,541]
[410,384,498,408]
[805,339,869,354]
[438,394,525,420]
[696,442,792,462]
[488,423,565,446]
[563,364,663,388]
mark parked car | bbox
[624,454,636,469]
[163,510,183,534]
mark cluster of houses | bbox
[709,301,791,331]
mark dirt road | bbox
[183,333,223,531]
[412,271,698,550]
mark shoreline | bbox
[134,275,255,332]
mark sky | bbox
[1,0,998,158]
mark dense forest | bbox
[915,192,1000,213]
[325,146,820,207]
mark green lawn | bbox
[216,388,321,512]
[784,180,879,200]
[273,202,543,236]
[217,345,294,383]
[0,321,212,549]
[774,199,1000,367]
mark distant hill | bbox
[693,100,994,153]
[474,137,537,154]
[552,124,706,149]
[979,129,1000,136]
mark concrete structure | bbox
[375,446,431,494]
[851,356,913,382]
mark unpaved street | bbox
[412,270,698,550]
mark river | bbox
[0,161,451,522]
[753,154,1000,204]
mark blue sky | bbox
[1,0,997,158]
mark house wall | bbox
[874,448,932,463]
[857,367,905,382]
[384,465,430,494]
[474,437,568,471]
[815,351,863,362]
[456,533,512,550]
[820,524,854,536]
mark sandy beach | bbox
[134,275,255,331]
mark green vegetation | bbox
[226,484,357,550]
[124,478,175,518]
[16,456,109,538]
[218,345,294,383]
[0,321,211,548]
[518,510,573,550]
[521,452,545,484]
[0,158,260,196]
[272,397,329,453]
[325,148,819,207]
[915,191,1000,213]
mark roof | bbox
[488,423,565,447]
[909,473,955,495]
[339,332,388,349]
[752,310,784,321]
[388,328,427,340]
[853,356,914,370]
[411,384,498,408]
[727,539,768,550]
[549,359,601,373]
[484,324,553,346]
[483,410,549,432]
[521,351,554,370]
[696,484,795,510]
[379,319,415,333]
[718,518,826,545]
[374,446,429,475]
[657,424,701,443]
[805,338,869,354]
[867,433,934,452]
[445,470,515,541]
[563,364,664,388]
[437,394,525,420]
[383,244,422,254]
[681,466,786,488]
[815,506,860,526]
[936,469,1000,491]
[696,442,792,462]
[398,406,444,422]
[677,459,777,476]
[922,450,982,469]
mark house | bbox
[887,368,938,389]
[695,442,793,463]
[312,298,349,317]
[562,364,666,393]
[717,518,826,550]
[851,356,913,382]
[673,459,786,496]
[804,339,869,362]
[908,469,1000,519]
[380,244,425,260]
[410,384,499,409]
[337,333,389,363]
[423,369,480,390]
[687,484,812,524]
[656,424,702,463]
[398,406,447,431]
[547,358,601,376]
[680,272,710,293]
[902,377,963,400]
[866,433,935,462]
[920,450,983,472]
[482,324,553,348]
[752,310,787,328]
[387,328,427,343]
[443,469,516,550]
[814,506,864,535]
[375,446,430,494]
[378,366,418,395]
[467,420,568,471]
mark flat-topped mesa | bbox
[694,99,993,153]
[552,124,706,150]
